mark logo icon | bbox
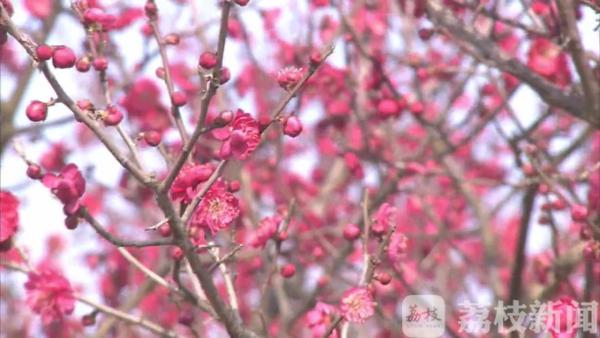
[402,294,446,337]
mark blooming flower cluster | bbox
[0,191,19,251]
[25,266,75,324]
[42,164,86,216]
[216,109,261,160]
[170,163,214,203]
[190,180,240,234]
[340,287,376,323]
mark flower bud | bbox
[283,116,303,137]
[52,46,76,68]
[26,100,48,122]
[36,44,53,61]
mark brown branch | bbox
[156,192,262,338]
[0,8,157,188]
[159,0,233,193]
[506,186,537,338]
[79,207,174,248]
[556,0,600,121]
[1,261,177,338]
[93,260,171,338]
[425,0,599,128]
[148,6,189,144]
[0,1,62,156]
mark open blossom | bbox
[0,191,19,251]
[190,180,240,233]
[248,215,281,248]
[25,267,75,324]
[217,109,260,160]
[42,164,86,215]
[306,302,339,338]
[276,66,304,91]
[170,164,214,203]
[340,287,375,323]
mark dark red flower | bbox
[170,164,214,203]
[25,266,75,324]
[217,110,260,160]
[42,164,86,215]
[190,180,240,233]
[0,191,19,250]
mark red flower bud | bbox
[27,164,43,179]
[155,67,165,79]
[219,67,231,84]
[310,51,322,67]
[92,57,108,71]
[377,98,400,118]
[158,224,171,237]
[343,223,361,241]
[234,0,250,6]
[171,247,184,260]
[571,204,588,222]
[375,271,392,285]
[143,130,161,146]
[198,51,217,69]
[36,44,53,61]
[26,100,48,122]
[52,46,76,69]
[103,105,123,126]
[280,264,296,278]
[76,56,91,72]
[65,215,79,230]
[171,91,187,107]
[283,116,303,137]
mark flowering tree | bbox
[0,0,599,337]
